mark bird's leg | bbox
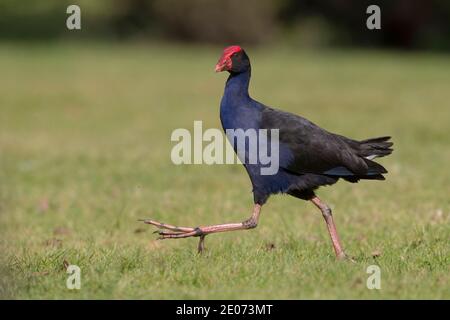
[310,196,348,260]
[142,204,262,253]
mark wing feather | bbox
[260,107,369,176]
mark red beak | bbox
[215,56,230,72]
[215,64,224,72]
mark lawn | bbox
[0,42,449,299]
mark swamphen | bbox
[144,46,393,259]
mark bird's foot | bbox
[337,252,356,263]
[140,205,261,254]
[139,219,207,253]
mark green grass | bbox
[0,42,449,299]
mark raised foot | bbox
[140,219,203,239]
[139,219,207,253]
[140,205,261,254]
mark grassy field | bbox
[0,42,449,299]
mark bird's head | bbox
[215,45,250,74]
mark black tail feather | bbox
[342,174,385,183]
[365,158,388,174]
[341,152,389,183]
[358,136,393,158]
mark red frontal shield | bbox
[215,45,242,72]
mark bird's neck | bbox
[224,69,251,101]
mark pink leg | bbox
[142,204,262,253]
[311,196,348,260]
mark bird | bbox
[143,46,393,259]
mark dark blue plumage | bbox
[219,47,393,205]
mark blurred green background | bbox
[0,1,449,299]
[1,0,450,50]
